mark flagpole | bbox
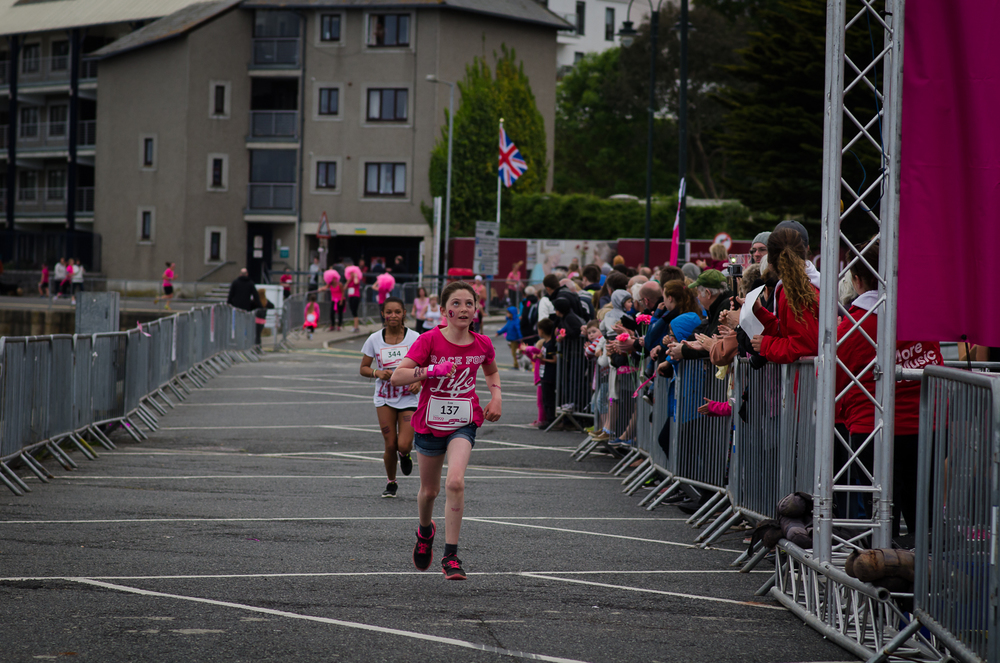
[497,118,503,230]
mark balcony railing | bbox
[0,57,98,86]
[0,121,96,150]
[0,186,94,214]
[247,183,296,212]
[249,111,298,139]
[251,38,300,67]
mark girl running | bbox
[360,297,420,498]
[390,281,502,580]
[155,262,175,310]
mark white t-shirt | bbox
[361,327,421,409]
[425,305,442,326]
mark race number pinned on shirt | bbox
[379,345,409,368]
[306,313,317,323]
[426,396,472,430]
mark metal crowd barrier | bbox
[547,336,594,432]
[873,366,999,663]
[0,304,259,496]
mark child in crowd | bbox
[520,339,545,427]
[583,321,610,440]
[303,294,320,339]
[495,306,523,369]
[280,267,293,299]
[537,317,557,427]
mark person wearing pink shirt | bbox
[390,281,502,580]
[155,262,175,310]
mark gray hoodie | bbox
[600,289,632,337]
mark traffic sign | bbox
[317,212,332,239]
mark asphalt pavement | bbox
[0,323,856,663]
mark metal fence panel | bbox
[730,359,784,521]
[670,359,732,490]
[915,366,999,662]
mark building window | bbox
[367,88,407,121]
[205,226,227,263]
[364,162,406,197]
[141,136,156,168]
[138,207,155,242]
[320,14,341,42]
[214,85,226,115]
[48,105,68,137]
[209,81,231,119]
[316,161,337,189]
[368,14,409,47]
[319,88,339,116]
[17,170,38,202]
[47,170,66,200]
[20,107,39,138]
[576,2,586,36]
[212,159,224,187]
[207,153,228,191]
[21,43,40,73]
[210,231,222,261]
[605,7,615,41]
[254,10,300,37]
[51,40,69,71]
[249,150,297,211]
[574,52,585,64]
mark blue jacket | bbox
[497,307,522,341]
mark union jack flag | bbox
[498,125,528,187]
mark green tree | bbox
[554,48,678,198]
[427,46,547,237]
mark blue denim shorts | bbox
[413,424,478,457]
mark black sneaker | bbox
[398,453,413,476]
[381,481,398,498]
[441,554,466,580]
[413,521,435,571]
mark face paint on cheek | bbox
[448,310,455,318]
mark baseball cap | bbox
[689,269,727,289]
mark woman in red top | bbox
[391,281,502,580]
[751,227,820,363]
[835,240,942,536]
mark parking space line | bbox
[464,518,744,554]
[519,574,784,610]
[66,579,592,663]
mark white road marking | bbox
[1,569,764,581]
[30,473,620,481]
[0,516,688,525]
[66,578,593,663]
[519,574,784,610]
[464,518,743,554]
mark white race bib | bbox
[426,396,472,430]
[306,313,317,323]
[379,345,409,369]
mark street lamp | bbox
[426,74,455,277]
[619,0,689,267]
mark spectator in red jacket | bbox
[750,227,820,363]
[835,239,943,536]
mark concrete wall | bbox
[95,37,191,282]
[183,8,253,284]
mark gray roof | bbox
[93,0,243,60]
[0,0,214,37]
[240,0,570,29]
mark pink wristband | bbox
[427,361,454,377]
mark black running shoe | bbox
[381,481,398,498]
[441,554,466,580]
[413,521,435,571]
[399,452,413,476]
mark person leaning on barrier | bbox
[749,227,820,363]
[666,270,731,362]
[227,268,263,312]
[835,239,943,539]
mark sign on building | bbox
[473,220,499,276]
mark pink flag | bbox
[669,179,686,266]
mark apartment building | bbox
[544,0,651,74]
[0,0,217,269]
[89,0,563,285]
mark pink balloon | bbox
[323,269,340,284]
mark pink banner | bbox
[898,1,1000,345]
